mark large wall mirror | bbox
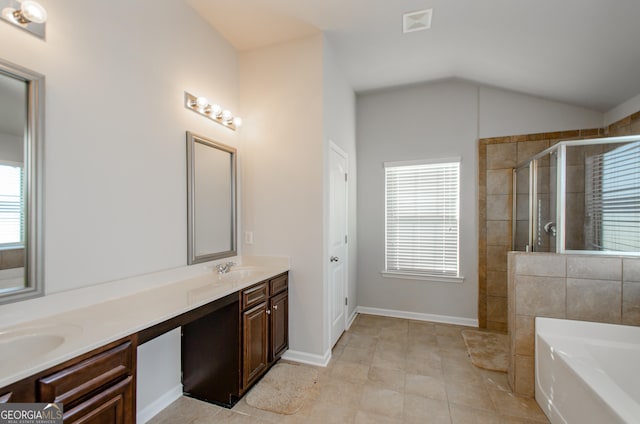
[0,59,44,304]
[187,132,237,264]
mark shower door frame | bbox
[512,135,640,255]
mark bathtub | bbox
[535,317,640,424]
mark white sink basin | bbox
[0,324,80,364]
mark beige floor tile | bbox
[449,404,505,423]
[191,409,271,424]
[354,410,403,424]
[404,373,447,401]
[405,354,442,377]
[341,345,377,365]
[306,400,358,423]
[359,385,404,419]
[403,394,451,423]
[330,360,370,384]
[442,364,485,386]
[148,396,224,424]
[487,389,548,422]
[367,366,406,392]
[317,379,365,407]
[153,316,551,424]
[480,370,511,393]
[347,333,380,350]
[446,381,496,412]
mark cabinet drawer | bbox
[269,274,288,296]
[241,282,268,310]
[63,376,133,424]
[38,341,133,407]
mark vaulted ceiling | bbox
[186,0,640,111]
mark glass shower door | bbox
[532,152,557,252]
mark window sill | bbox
[381,270,465,284]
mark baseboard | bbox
[281,348,331,367]
[137,384,183,424]
[346,309,358,330]
[356,306,478,327]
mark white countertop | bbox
[0,256,289,388]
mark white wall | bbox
[322,37,358,329]
[356,79,606,323]
[479,85,603,138]
[0,0,241,294]
[357,80,479,323]
[239,35,327,359]
[605,91,640,126]
[0,0,241,418]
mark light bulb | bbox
[1,7,20,24]
[195,97,208,109]
[232,117,243,128]
[20,1,47,24]
[210,104,222,117]
[222,110,233,123]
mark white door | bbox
[329,142,348,348]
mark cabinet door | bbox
[63,376,133,424]
[242,302,268,390]
[270,290,288,361]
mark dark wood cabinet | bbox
[242,302,269,389]
[0,337,136,424]
[270,290,288,361]
[240,272,288,393]
[62,376,133,424]
[181,293,240,407]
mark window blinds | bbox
[585,142,640,252]
[385,160,460,276]
[0,164,23,245]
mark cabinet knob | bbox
[273,305,278,310]
[330,256,339,262]
[266,309,271,315]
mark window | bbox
[585,142,640,252]
[0,163,24,247]
[384,159,460,280]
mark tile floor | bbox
[149,314,549,423]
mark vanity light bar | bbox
[184,92,242,131]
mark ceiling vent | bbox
[403,9,432,33]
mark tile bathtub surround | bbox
[150,314,550,424]
[507,252,640,397]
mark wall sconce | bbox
[185,92,242,131]
[1,0,47,39]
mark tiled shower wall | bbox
[478,130,602,331]
[508,252,640,397]
[478,111,640,330]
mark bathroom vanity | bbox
[0,257,289,424]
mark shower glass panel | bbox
[513,162,531,251]
[513,135,640,254]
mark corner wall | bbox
[322,37,358,331]
[239,35,327,360]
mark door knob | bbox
[330,256,339,262]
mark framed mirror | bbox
[186,132,237,264]
[0,59,44,304]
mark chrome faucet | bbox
[215,261,236,274]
